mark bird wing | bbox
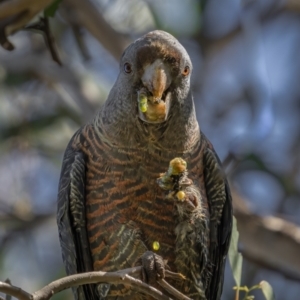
[203,141,233,300]
[57,140,97,300]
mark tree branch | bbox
[0,53,97,121]
[62,0,130,61]
[0,282,32,300]
[0,0,52,20]
[285,0,300,12]
[0,0,53,40]
[232,189,300,281]
[0,267,191,300]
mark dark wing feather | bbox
[57,144,97,300]
[203,147,233,300]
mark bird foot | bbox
[137,251,166,284]
[96,283,110,299]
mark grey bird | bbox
[57,30,232,300]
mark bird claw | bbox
[96,283,110,299]
[138,251,166,284]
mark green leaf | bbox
[260,281,275,300]
[44,0,62,18]
[228,216,243,287]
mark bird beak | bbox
[138,60,172,124]
[141,59,171,103]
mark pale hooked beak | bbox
[137,59,172,124]
[141,59,171,103]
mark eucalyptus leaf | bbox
[228,216,243,287]
[44,0,62,18]
[260,281,275,300]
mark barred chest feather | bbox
[72,124,209,298]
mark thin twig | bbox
[0,282,32,300]
[235,288,239,300]
[63,0,129,60]
[165,270,186,281]
[116,266,189,299]
[158,279,192,300]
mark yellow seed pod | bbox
[152,241,160,251]
[176,191,186,201]
[138,95,148,112]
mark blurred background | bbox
[0,0,300,299]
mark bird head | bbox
[118,30,193,124]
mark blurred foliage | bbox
[229,217,243,290]
[229,217,275,300]
[44,0,62,18]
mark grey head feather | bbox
[94,30,200,151]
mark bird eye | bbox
[124,62,132,74]
[182,66,190,76]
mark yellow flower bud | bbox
[152,241,160,251]
[176,191,185,201]
[169,157,187,175]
